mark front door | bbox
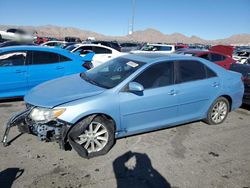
[0,51,28,98]
[119,61,179,135]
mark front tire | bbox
[68,115,115,158]
[205,97,229,125]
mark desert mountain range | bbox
[0,25,250,45]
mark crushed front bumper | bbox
[2,108,71,150]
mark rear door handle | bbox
[212,82,220,87]
[168,89,178,96]
[56,66,64,70]
[15,70,26,73]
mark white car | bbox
[40,41,68,47]
[69,44,123,67]
[0,28,36,42]
[131,43,175,54]
[233,50,250,64]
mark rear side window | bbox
[32,51,60,65]
[176,60,206,83]
[93,47,112,54]
[134,62,174,89]
[206,67,217,78]
[0,51,26,67]
[199,53,210,60]
[59,54,71,62]
[159,46,172,51]
[210,53,226,62]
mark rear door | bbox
[175,60,220,121]
[0,51,28,98]
[27,50,65,90]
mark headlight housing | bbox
[29,107,66,123]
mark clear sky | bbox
[0,0,249,39]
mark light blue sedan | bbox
[0,46,93,99]
[3,53,244,158]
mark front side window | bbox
[0,51,26,67]
[133,62,174,89]
[176,60,206,83]
[82,57,145,89]
[32,51,60,65]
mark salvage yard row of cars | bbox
[0,29,249,158]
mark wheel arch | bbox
[220,94,232,111]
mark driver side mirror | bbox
[128,82,144,92]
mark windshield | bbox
[140,45,172,51]
[81,57,145,89]
[65,45,78,51]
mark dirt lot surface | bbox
[0,101,250,188]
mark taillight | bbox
[241,76,250,84]
[82,61,93,70]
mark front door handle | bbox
[168,89,177,96]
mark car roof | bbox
[0,45,75,56]
[73,43,119,52]
[122,53,198,64]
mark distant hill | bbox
[0,25,250,45]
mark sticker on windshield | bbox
[126,61,139,68]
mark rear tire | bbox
[205,97,229,125]
[68,115,115,158]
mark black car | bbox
[91,40,121,51]
[120,42,141,52]
[230,63,250,105]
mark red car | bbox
[177,45,236,70]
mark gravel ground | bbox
[0,101,250,188]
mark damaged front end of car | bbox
[2,104,72,150]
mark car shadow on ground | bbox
[0,97,23,104]
[0,168,24,188]
[113,151,171,188]
[241,104,250,111]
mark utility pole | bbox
[129,0,135,35]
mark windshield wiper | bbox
[80,73,108,88]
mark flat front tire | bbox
[68,115,115,158]
[205,97,229,125]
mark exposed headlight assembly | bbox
[29,107,66,123]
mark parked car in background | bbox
[40,41,68,48]
[0,41,37,48]
[0,46,93,99]
[174,43,189,50]
[120,42,142,52]
[65,36,81,43]
[175,45,236,69]
[36,36,50,44]
[230,63,250,105]
[90,40,121,52]
[0,28,36,42]
[131,43,175,54]
[70,43,122,67]
[5,53,243,158]
[233,49,250,64]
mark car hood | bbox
[24,74,106,108]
